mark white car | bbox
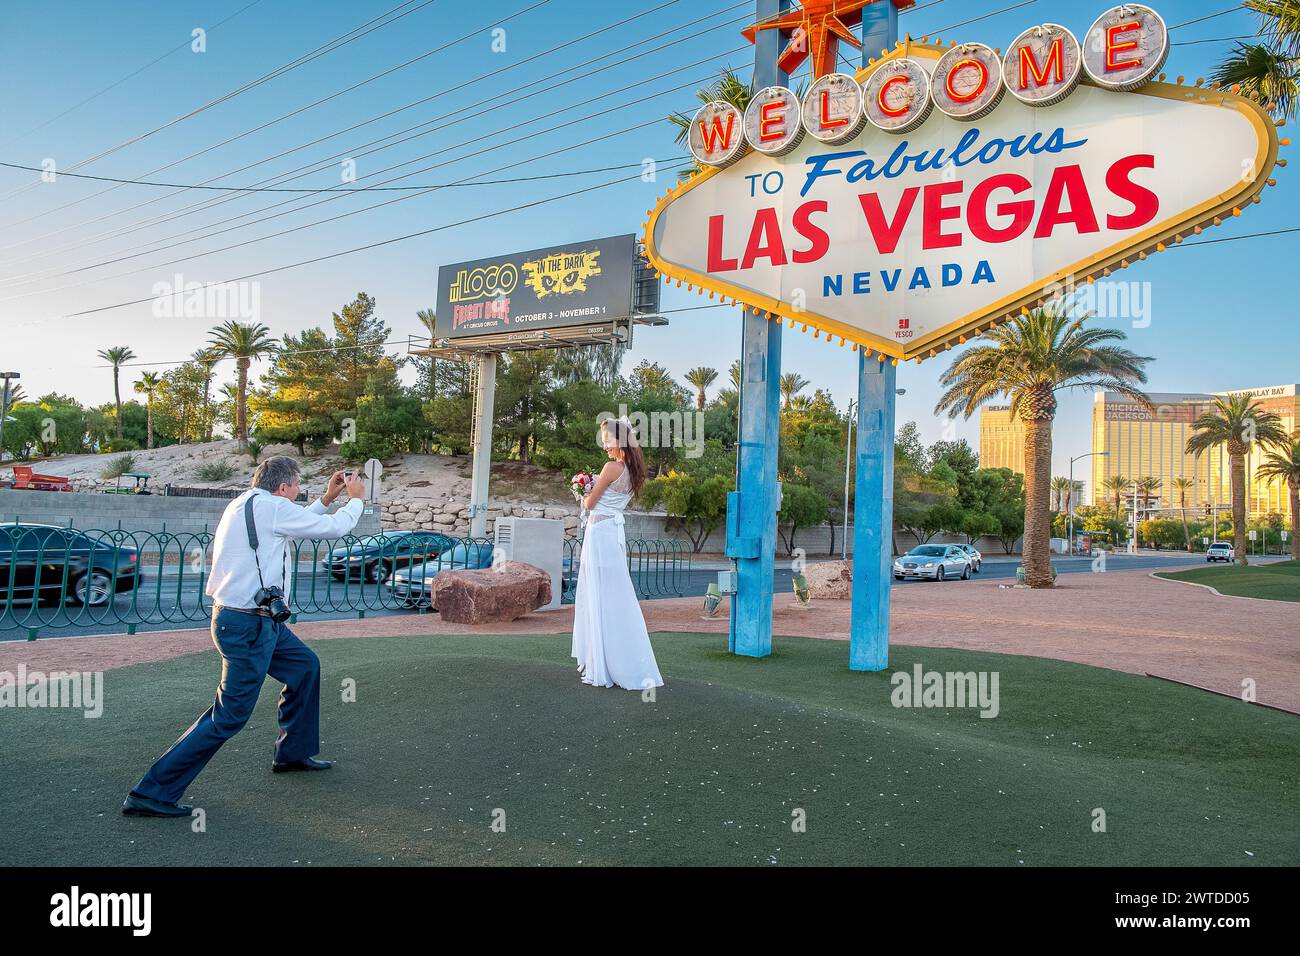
[893,545,972,581]
[1206,542,1235,562]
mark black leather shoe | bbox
[272,756,334,773]
[121,791,193,817]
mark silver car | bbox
[893,544,972,581]
[954,543,982,573]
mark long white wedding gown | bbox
[571,464,664,690]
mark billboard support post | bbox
[727,0,787,659]
[468,353,497,539]
[850,2,898,672]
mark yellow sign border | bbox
[642,42,1282,363]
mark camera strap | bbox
[243,494,268,594]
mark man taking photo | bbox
[122,456,368,818]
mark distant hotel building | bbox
[978,384,1298,518]
[1091,385,1298,519]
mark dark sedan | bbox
[0,524,141,607]
[319,530,458,583]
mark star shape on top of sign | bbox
[741,0,917,81]
[643,4,1287,364]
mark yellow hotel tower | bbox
[979,385,1298,519]
[1090,386,1298,519]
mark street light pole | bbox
[1069,451,1108,555]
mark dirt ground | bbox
[3,566,1297,712]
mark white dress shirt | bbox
[206,488,365,608]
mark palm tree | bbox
[133,371,162,450]
[207,321,277,449]
[1213,1,1300,121]
[1102,474,1130,515]
[1172,476,1195,551]
[1051,476,1072,512]
[1137,475,1162,516]
[728,359,742,390]
[3,383,27,406]
[97,346,136,439]
[779,372,809,409]
[192,347,221,442]
[1256,432,1300,560]
[684,367,718,410]
[936,307,1152,588]
[1186,393,1289,566]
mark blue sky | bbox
[0,0,1295,488]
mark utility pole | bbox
[0,372,20,462]
[1069,451,1107,555]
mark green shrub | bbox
[339,435,397,464]
[103,438,140,453]
[194,461,236,482]
[100,454,137,479]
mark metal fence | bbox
[0,524,690,639]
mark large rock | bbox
[429,561,552,624]
[804,560,853,600]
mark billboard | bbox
[643,5,1280,362]
[435,235,637,341]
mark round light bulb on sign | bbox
[863,58,934,134]
[688,100,747,168]
[1082,4,1168,91]
[802,72,867,144]
[744,86,804,156]
[932,43,1005,121]
[1002,23,1082,107]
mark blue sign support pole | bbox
[726,0,788,658]
[849,1,899,672]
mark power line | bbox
[60,163,695,321]
[0,158,688,193]
[0,0,739,265]
[2,64,732,299]
[1,11,756,288]
[0,0,441,208]
[1171,226,1300,248]
[0,0,267,149]
[1169,6,1249,31]
[926,0,1040,35]
[1172,33,1262,46]
[0,0,537,230]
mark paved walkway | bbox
[3,567,1297,711]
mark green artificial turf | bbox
[1154,559,1300,603]
[4,632,1297,866]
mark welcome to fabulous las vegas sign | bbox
[642,4,1286,363]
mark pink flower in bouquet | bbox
[570,470,594,504]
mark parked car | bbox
[0,524,140,607]
[1206,542,1235,563]
[893,544,971,581]
[953,543,982,573]
[388,541,495,609]
[319,530,458,583]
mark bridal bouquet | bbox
[570,470,594,505]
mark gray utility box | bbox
[492,517,564,612]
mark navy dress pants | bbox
[132,607,322,804]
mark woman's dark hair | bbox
[603,418,646,496]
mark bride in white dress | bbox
[571,417,664,691]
